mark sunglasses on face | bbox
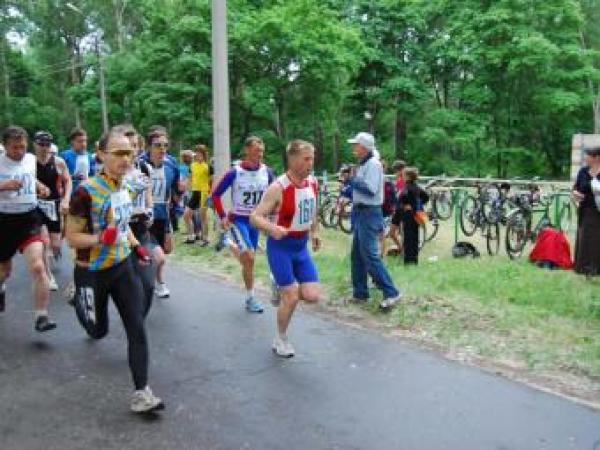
[107,149,134,157]
[36,142,51,147]
[152,142,169,148]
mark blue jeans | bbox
[351,206,400,299]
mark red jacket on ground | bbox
[529,227,574,269]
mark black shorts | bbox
[149,218,171,250]
[129,218,151,245]
[187,191,204,210]
[40,199,62,234]
[0,210,43,262]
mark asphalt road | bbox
[1,256,599,450]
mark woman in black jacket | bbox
[573,146,600,276]
[397,167,429,264]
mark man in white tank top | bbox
[212,136,274,313]
[0,126,56,332]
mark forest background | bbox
[1,0,600,177]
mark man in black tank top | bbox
[34,131,72,291]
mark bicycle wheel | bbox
[319,197,333,228]
[481,184,502,224]
[486,222,500,256]
[459,195,478,237]
[505,210,529,259]
[433,191,452,220]
[326,202,339,229]
[424,214,439,242]
[338,202,353,234]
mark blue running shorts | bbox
[266,235,319,288]
[229,216,259,253]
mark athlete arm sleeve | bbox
[211,169,236,218]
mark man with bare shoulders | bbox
[250,140,322,357]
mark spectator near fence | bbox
[397,167,430,265]
[392,160,406,191]
[347,132,402,310]
[573,145,600,276]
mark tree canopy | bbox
[1,0,599,176]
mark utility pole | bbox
[212,0,231,181]
[96,35,109,133]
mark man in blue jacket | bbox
[348,132,402,310]
[60,127,95,192]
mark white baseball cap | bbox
[347,132,380,159]
[348,132,376,152]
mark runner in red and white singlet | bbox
[250,140,322,358]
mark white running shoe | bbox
[130,386,165,413]
[48,273,59,291]
[272,336,295,358]
[155,282,170,298]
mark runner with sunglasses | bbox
[211,136,274,313]
[140,128,182,299]
[65,127,164,413]
[118,125,156,313]
[34,131,72,292]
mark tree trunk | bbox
[314,124,324,170]
[332,130,340,172]
[394,110,406,160]
[242,108,251,140]
[275,94,286,166]
[113,0,126,52]
[70,47,81,128]
[594,89,600,134]
[1,41,11,123]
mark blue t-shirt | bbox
[60,147,95,192]
[179,163,190,180]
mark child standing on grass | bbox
[398,167,429,265]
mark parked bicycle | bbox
[459,182,502,256]
[504,185,553,259]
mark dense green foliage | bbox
[1,0,599,176]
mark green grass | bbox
[172,221,600,391]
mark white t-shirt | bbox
[74,153,90,179]
[0,153,38,213]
